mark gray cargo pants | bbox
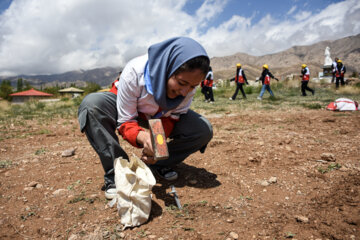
[78,92,213,186]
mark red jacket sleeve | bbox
[118,122,145,148]
[118,116,178,148]
[161,116,178,138]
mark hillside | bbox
[0,34,359,87]
[211,33,360,81]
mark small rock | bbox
[62,148,76,157]
[189,179,197,185]
[118,232,125,238]
[320,153,335,162]
[44,218,52,221]
[260,180,270,187]
[295,215,309,223]
[52,189,67,196]
[229,232,239,239]
[68,234,78,240]
[268,177,277,183]
[226,218,234,223]
[36,184,43,189]
[285,139,292,144]
[102,230,111,238]
[322,118,335,122]
[24,187,34,191]
[339,129,348,134]
[148,235,156,239]
[28,181,39,187]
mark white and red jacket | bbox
[301,67,310,81]
[236,69,246,83]
[327,98,359,111]
[110,54,195,147]
[335,64,346,77]
[203,71,213,87]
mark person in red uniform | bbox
[300,64,314,96]
[257,64,278,100]
[335,59,346,89]
[201,66,214,102]
[229,63,248,100]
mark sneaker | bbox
[257,96,262,100]
[103,183,117,200]
[152,166,178,181]
[229,97,234,100]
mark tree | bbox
[83,82,101,95]
[43,86,60,96]
[0,80,13,100]
[24,80,33,90]
[17,78,23,92]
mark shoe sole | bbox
[151,168,178,181]
[105,189,117,200]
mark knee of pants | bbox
[79,93,103,111]
[197,118,213,146]
[78,93,110,131]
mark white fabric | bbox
[112,156,156,229]
[334,98,358,111]
[116,54,195,127]
[206,71,213,80]
[303,66,310,75]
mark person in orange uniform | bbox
[201,66,214,102]
[300,64,314,96]
[257,64,278,100]
[229,63,248,100]
[335,59,346,89]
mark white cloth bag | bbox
[112,156,156,229]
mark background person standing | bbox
[331,57,339,83]
[201,66,215,102]
[335,59,346,89]
[300,64,314,96]
[229,63,248,100]
[257,64,278,100]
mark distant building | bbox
[58,87,84,98]
[9,88,53,103]
[97,88,110,92]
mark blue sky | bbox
[183,0,343,30]
[0,0,359,75]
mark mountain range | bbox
[1,34,359,88]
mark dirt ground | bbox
[0,108,359,240]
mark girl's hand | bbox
[137,131,157,164]
[140,154,157,165]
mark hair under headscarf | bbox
[148,37,209,110]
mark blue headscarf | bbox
[147,37,209,110]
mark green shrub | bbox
[244,86,253,94]
[302,103,322,109]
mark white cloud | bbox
[294,11,311,21]
[0,0,359,75]
[287,5,297,15]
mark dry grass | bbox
[0,100,10,112]
[336,85,360,94]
